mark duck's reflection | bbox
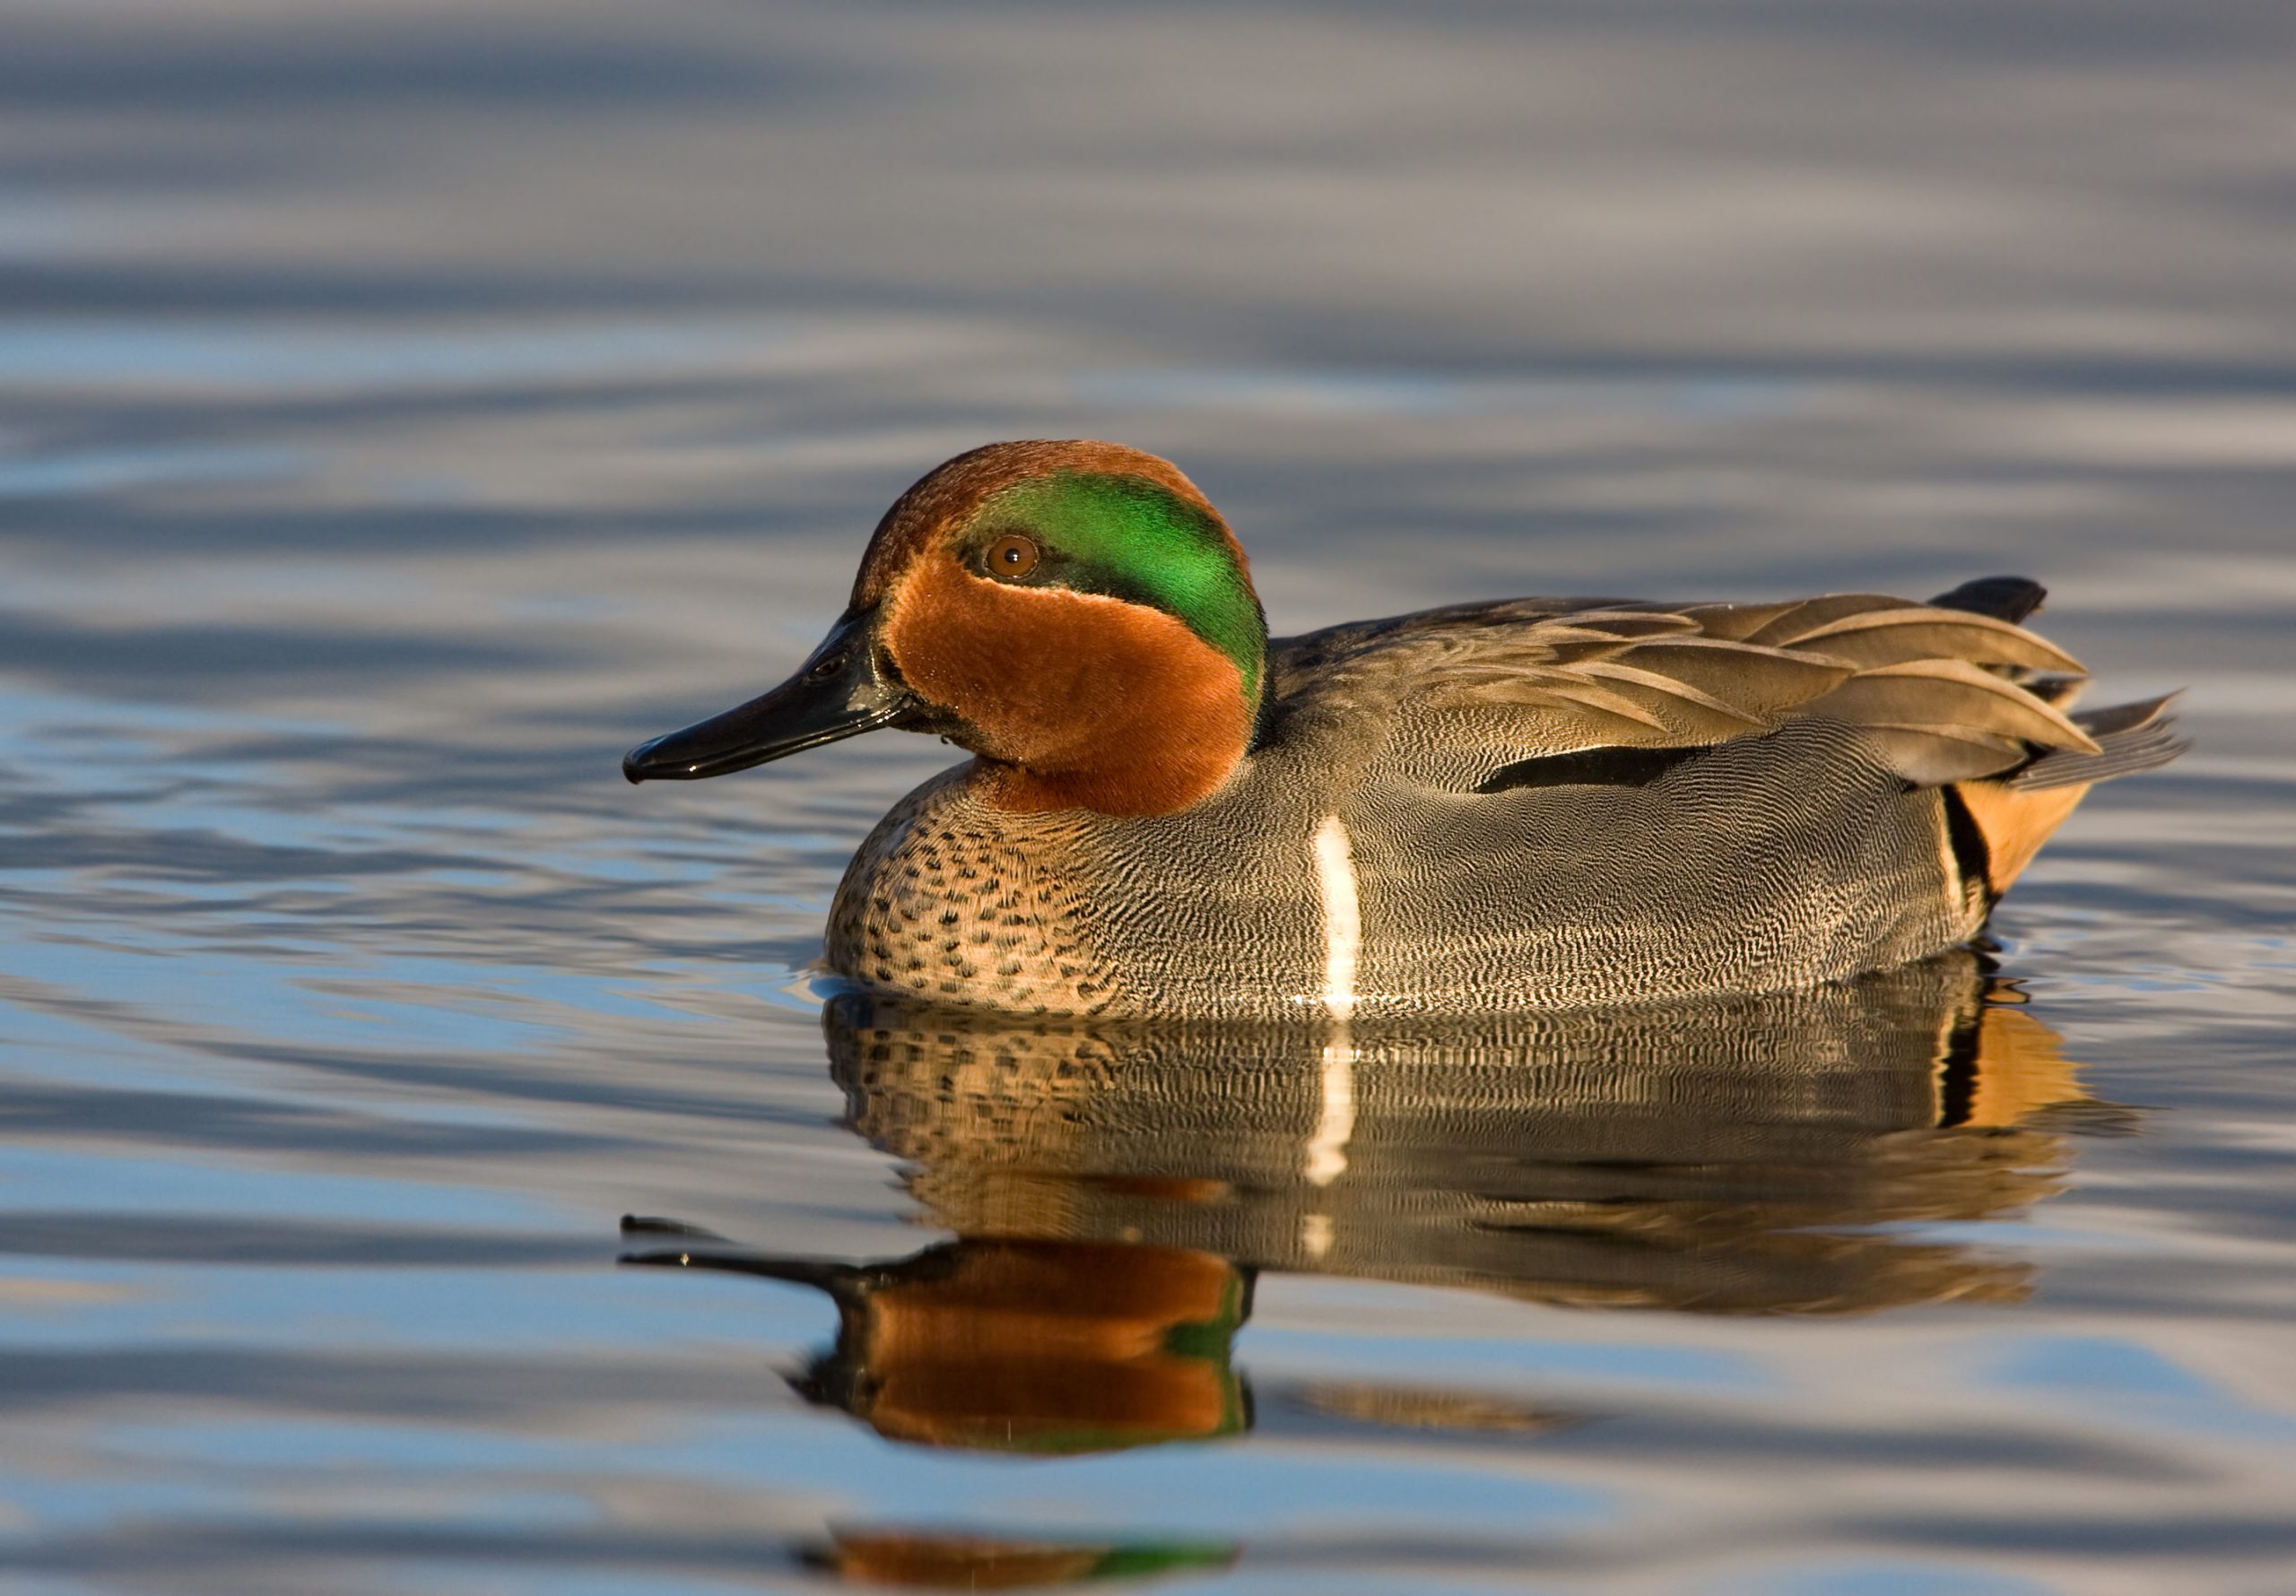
[802,1528,1238,1588]
[624,951,2096,1462]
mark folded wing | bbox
[1270,584,2110,790]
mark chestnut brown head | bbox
[624,441,1268,816]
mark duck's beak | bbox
[622,610,913,783]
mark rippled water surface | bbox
[4,4,2294,1592]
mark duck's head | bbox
[622,440,1267,815]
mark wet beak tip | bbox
[621,612,897,787]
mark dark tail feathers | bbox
[2011,693,2187,790]
[1926,578,2185,788]
[1931,576,2047,624]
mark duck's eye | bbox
[982,533,1040,582]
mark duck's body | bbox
[627,442,2181,1019]
[823,593,2172,1019]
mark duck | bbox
[623,439,2182,1020]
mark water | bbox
[3,3,2292,1592]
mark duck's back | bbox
[827,585,2180,1019]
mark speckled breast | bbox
[824,764,1329,1018]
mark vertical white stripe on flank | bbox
[1310,814,1360,1024]
[1301,1037,1356,1191]
[1302,815,1361,1194]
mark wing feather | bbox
[1779,607,2084,672]
[1853,725,2035,785]
[1811,659,2100,754]
[1571,660,1776,731]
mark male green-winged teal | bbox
[624,440,2182,1019]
